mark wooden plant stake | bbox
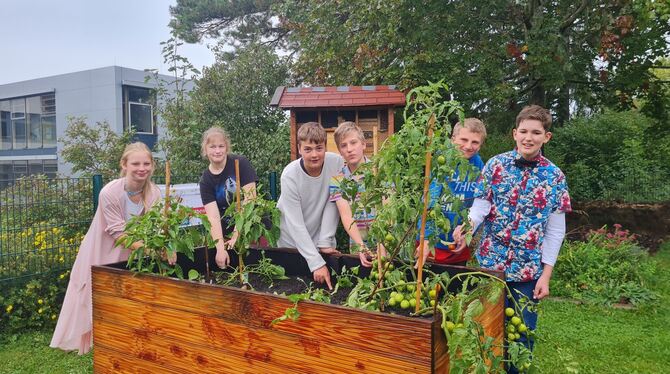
[373,125,379,155]
[376,243,385,311]
[160,160,171,276]
[235,159,244,285]
[415,114,435,313]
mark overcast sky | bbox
[0,0,215,85]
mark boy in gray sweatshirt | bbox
[277,122,344,289]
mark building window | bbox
[1,100,10,150]
[123,86,155,134]
[0,159,57,185]
[0,93,56,150]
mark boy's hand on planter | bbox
[313,265,333,290]
[319,247,340,255]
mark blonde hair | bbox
[453,118,487,142]
[334,121,366,147]
[119,142,156,212]
[201,126,232,159]
[297,122,327,145]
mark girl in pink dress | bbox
[50,142,161,355]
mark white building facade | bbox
[0,66,178,179]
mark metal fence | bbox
[0,172,279,285]
[0,177,94,285]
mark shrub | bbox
[0,270,70,334]
[546,110,670,202]
[552,225,658,306]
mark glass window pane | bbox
[42,115,57,148]
[1,100,11,150]
[11,99,26,149]
[129,103,153,133]
[0,161,12,181]
[127,86,153,103]
[27,96,42,148]
[42,93,56,114]
[11,98,25,119]
[13,118,26,149]
[28,159,43,175]
[43,159,58,178]
[13,160,27,178]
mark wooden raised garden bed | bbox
[92,247,504,373]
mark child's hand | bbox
[533,273,551,299]
[414,240,431,269]
[358,251,372,267]
[215,248,230,268]
[313,265,333,290]
[319,247,341,255]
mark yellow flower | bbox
[5,305,12,313]
[59,274,65,279]
[38,299,44,305]
[38,308,43,314]
[51,314,57,320]
[59,256,64,262]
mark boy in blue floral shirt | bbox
[455,105,571,360]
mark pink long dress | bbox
[50,178,160,354]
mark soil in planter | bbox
[221,272,431,319]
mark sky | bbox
[0,0,216,85]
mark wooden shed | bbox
[270,85,406,160]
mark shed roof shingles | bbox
[274,85,405,108]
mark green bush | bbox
[0,270,70,334]
[546,110,670,202]
[552,225,658,306]
[479,130,515,162]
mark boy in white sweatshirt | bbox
[277,122,344,289]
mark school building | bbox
[0,66,182,180]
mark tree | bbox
[189,42,291,178]
[170,0,670,129]
[60,117,135,178]
[155,39,291,179]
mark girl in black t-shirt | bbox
[199,127,258,268]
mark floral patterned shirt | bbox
[475,150,572,282]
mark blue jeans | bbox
[506,280,538,373]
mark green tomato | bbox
[400,300,410,309]
[511,316,522,326]
[505,307,515,317]
[517,323,528,333]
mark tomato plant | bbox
[118,195,216,278]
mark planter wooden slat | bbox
[92,248,504,373]
[93,267,433,361]
[93,293,431,373]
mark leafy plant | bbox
[223,187,281,284]
[213,253,288,287]
[118,196,216,278]
[552,225,658,306]
[345,80,473,263]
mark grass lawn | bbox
[534,241,670,373]
[2,242,668,373]
[0,331,92,374]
